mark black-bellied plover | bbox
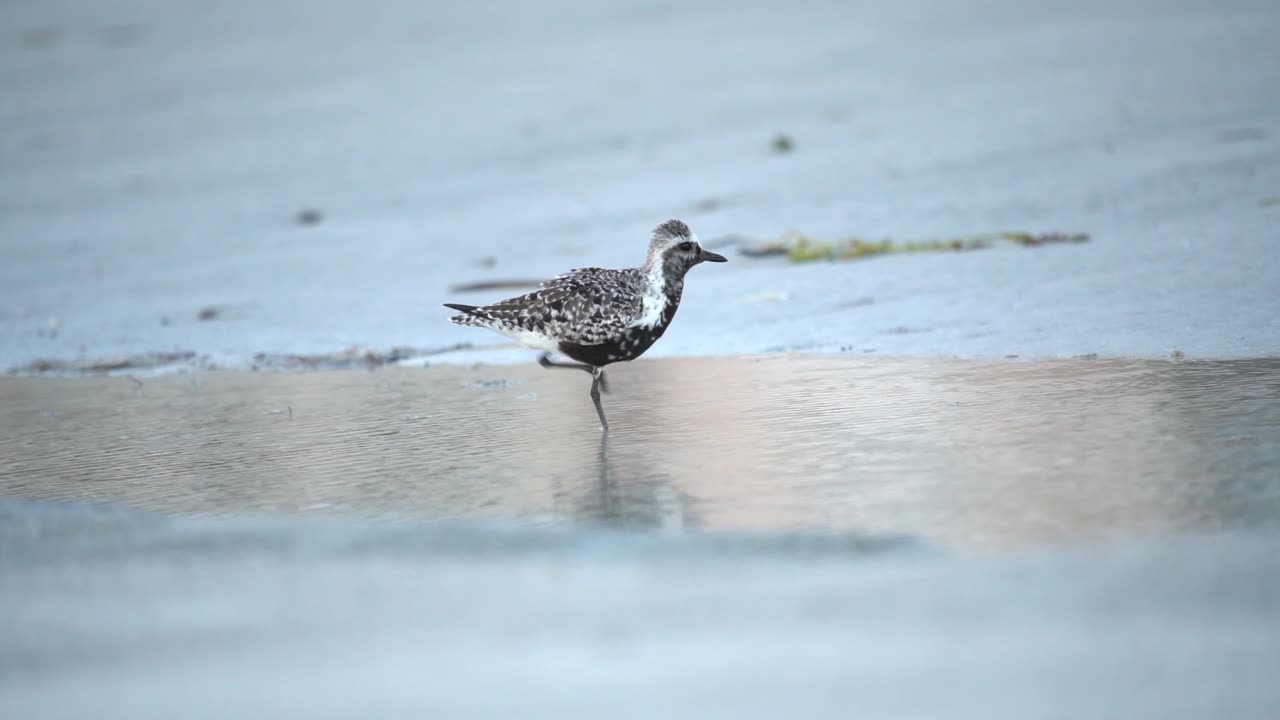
[444,219,726,430]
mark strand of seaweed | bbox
[738,229,1089,263]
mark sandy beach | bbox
[3,1,1280,717]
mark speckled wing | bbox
[475,268,645,345]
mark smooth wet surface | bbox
[0,496,1277,720]
[3,355,1279,549]
[4,356,1280,719]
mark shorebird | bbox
[444,219,726,430]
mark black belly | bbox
[559,324,668,367]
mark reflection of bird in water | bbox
[443,219,727,430]
[567,434,696,531]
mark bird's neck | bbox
[635,264,684,330]
[643,263,684,305]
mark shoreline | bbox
[3,341,1259,378]
[1,349,1230,378]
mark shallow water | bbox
[4,356,1280,719]
[3,355,1278,549]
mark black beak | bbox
[700,249,728,263]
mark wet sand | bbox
[3,355,1278,548]
[3,498,1279,720]
[4,355,1280,718]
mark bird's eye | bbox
[678,241,694,252]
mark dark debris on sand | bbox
[249,344,474,371]
[10,351,200,375]
[9,344,478,376]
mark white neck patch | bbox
[632,264,668,329]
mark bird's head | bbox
[644,219,727,277]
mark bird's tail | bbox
[443,303,491,327]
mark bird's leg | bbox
[539,353,608,393]
[590,366,609,431]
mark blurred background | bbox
[3,0,1278,370]
[3,2,1280,718]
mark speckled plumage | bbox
[444,219,726,429]
[450,267,650,350]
